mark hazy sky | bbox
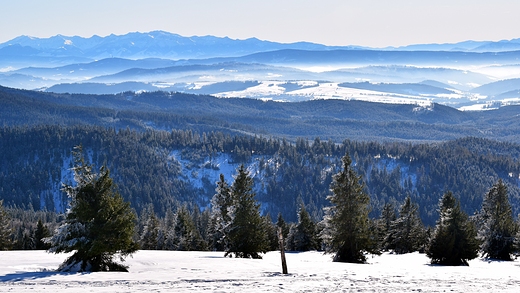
[1,0,519,47]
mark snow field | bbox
[1,250,519,292]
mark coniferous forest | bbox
[2,87,520,267]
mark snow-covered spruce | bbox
[477,179,518,261]
[321,153,377,263]
[44,145,138,272]
[223,165,269,259]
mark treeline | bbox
[3,85,520,143]
[3,158,518,268]
[2,125,520,227]
[0,204,60,250]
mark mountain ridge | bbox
[2,31,520,110]
[2,85,520,143]
[0,31,355,61]
[3,31,520,55]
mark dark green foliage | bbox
[172,205,207,251]
[286,203,320,251]
[478,179,518,260]
[377,203,397,251]
[34,219,51,250]
[3,86,520,143]
[321,153,375,263]
[193,208,212,250]
[225,165,269,259]
[2,125,520,229]
[10,222,36,250]
[276,213,290,240]
[4,208,61,251]
[427,191,479,265]
[263,213,281,251]
[386,197,426,254]
[0,200,12,250]
[46,146,139,272]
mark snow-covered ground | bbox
[214,81,437,106]
[1,250,519,292]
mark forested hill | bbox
[2,85,520,143]
[1,125,520,226]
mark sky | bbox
[1,0,519,48]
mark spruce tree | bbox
[173,205,207,251]
[478,179,517,260]
[386,196,425,254]
[225,165,268,259]
[427,191,479,265]
[287,203,319,251]
[276,212,290,240]
[139,209,160,250]
[46,146,138,272]
[194,208,212,249]
[210,174,233,251]
[263,213,280,251]
[321,153,374,263]
[0,200,12,250]
[34,219,51,250]
[378,202,397,251]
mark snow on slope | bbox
[171,151,269,188]
[1,250,519,292]
[214,81,439,106]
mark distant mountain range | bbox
[1,31,520,110]
[2,31,520,61]
[0,31,357,64]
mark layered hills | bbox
[2,32,520,226]
[1,31,520,110]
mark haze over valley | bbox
[2,31,520,111]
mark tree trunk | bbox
[278,227,288,274]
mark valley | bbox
[1,31,520,110]
[2,31,520,260]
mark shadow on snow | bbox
[0,270,84,282]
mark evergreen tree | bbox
[276,212,290,240]
[161,206,179,251]
[194,208,212,249]
[0,200,12,250]
[386,196,425,254]
[276,212,290,251]
[378,202,397,251]
[163,225,177,251]
[286,203,320,251]
[46,146,139,272]
[263,213,280,251]
[427,191,479,265]
[478,179,517,260]
[225,164,269,259]
[210,174,233,251]
[34,219,51,250]
[173,205,207,251]
[321,153,375,263]
[11,224,35,250]
[140,208,160,250]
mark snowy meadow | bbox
[1,250,519,292]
